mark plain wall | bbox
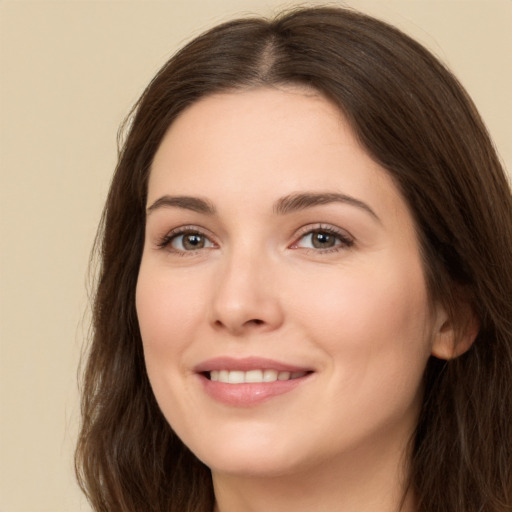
[0,1,510,511]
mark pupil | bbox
[184,234,204,249]
[312,231,334,248]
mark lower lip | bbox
[199,373,311,406]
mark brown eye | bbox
[170,232,214,251]
[294,227,353,251]
[311,230,337,249]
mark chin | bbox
[185,428,311,478]
[205,452,304,479]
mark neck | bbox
[211,437,416,512]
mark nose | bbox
[209,249,284,336]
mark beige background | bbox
[0,1,510,511]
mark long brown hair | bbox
[76,7,512,512]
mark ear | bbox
[431,301,480,360]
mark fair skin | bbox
[136,87,455,512]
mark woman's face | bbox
[136,87,447,477]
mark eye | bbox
[293,227,353,251]
[172,232,214,251]
[158,228,216,252]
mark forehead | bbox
[148,87,406,223]
[151,87,349,178]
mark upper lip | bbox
[194,356,313,373]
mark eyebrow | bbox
[147,195,216,215]
[146,191,379,222]
[274,192,380,221]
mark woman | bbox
[75,6,512,512]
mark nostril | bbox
[214,318,263,326]
[213,317,266,334]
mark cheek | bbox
[135,264,206,367]
[308,265,432,439]
[290,259,433,387]
[135,262,211,432]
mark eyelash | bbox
[291,224,354,253]
[156,225,216,255]
[156,224,354,255]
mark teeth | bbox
[208,369,307,384]
[245,370,263,383]
[228,371,245,384]
[263,369,278,382]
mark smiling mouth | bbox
[207,369,309,383]
[197,360,313,405]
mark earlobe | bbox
[431,303,480,360]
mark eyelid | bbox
[153,223,353,254]
[155,224,218,251]
[289,223,354,250]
